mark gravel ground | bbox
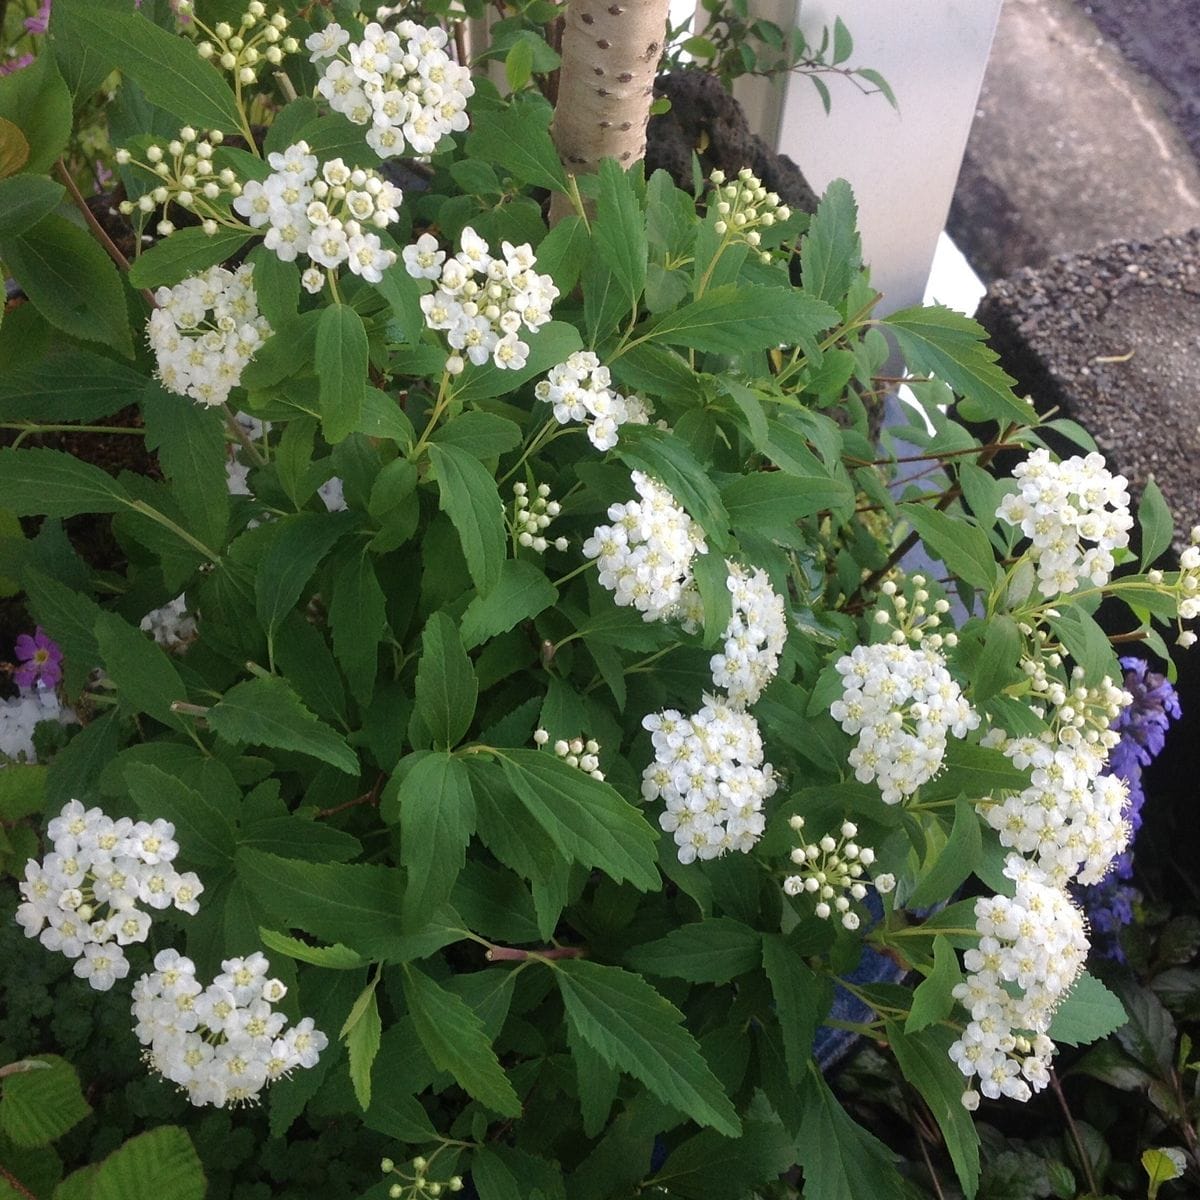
[1078,0,1200,163]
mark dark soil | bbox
[1078,1,1200,163]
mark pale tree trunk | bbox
[550,0,672,216]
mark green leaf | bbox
[640,284,839,354]
[63,7,240,131]
[45,710,120,807]
[885,1022,980,1199]
[0,447,132,517]
[722,470,851,534]
[257,927,367,970]
[627,919,761,983]
[0,1056,90,1148]
[794,1065,904,1200]
[402,964,522,1116]
[652,1122,797,1199]
[236,847,409,958]
[901,503,999,592]
[124,762,237,867]
[800,178,861,306]
[1048,973,1128,1047]
[427,443,506,596]
[886,304,1032,429]
[1138,475,1173,569]
[905,935,963,1034]
[451,320,583,403]
[692,549,732,648]
[1046,606,1119,687]
[342,980,382,1111]
[465,93,566,192]
[0,350,148,423]
[0,765,46,822]
[430,411,522,460]
[315,303,367,445]
[908,799,983,909]
[594,158,647,310]
[0,212,133,356]
[497,749,659,890]
[460,559,557,650]
[534,214,589,294]
[92,1126,206,1200]
[831,15,854,63]
[0,176,64,240]
[555,959,740,1136]
[94,611,188,731]
[328,546,388,707]
[208,676,358,774]
[142,384,229,549]
[504,37,534,91]
[761,934,829,1083]
[971,613,1022,704]
[254,512,350,650]
[127,226,251,289]
[390,753,476,931]
[22,567,102,695]
[414,612,478,749]
[0,54,71,175]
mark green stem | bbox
[497,418,566,487]
[5,423,147,450]
[410,370,454,458]
[549,559,596,590]
[127,501,221,564]
[221,404,267,467]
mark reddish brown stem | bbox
[0,1165,37,1200]
[316,773,384,820]
[486,944,584,962]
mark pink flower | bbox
[13,628,63,689]
[23,0,51,36]
[0,54,34,76]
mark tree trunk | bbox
[550,0,671,212]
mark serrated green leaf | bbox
[0,53,71,175]
[124,762,236,867]
[328,545,387,707]
[497,749,659,890]
[316,302,368,444]
[504,37,534,91]
[800,178,861,306]
[22,567,101,695]
[761,934,829,1083]
[0,1056,90,1148]
[127,226,250,288]
[554,959,740,1136]
[901,503,998,593]
[0,765,46,822]
[794,1064,904,1200]
[94,611,189,732]
[236,847,409,958]
[460,559,557,650]
[594,158,646,310]
[343,981,382,1110]
[1138,475,1173,569]
[905,935,963,1034]
[402,964,522,1116]
[93,1126,205,1200]
[63,6,240,131]
[430,411,522,460]
[426,443,506,596]
[886,1022,980,1198]
[257,927,367,970]
[651,1121,796,1199]
[0,176,64,240]
[465,93,566,192]
[0,448,132,518]
[886,304,1032,429]
[414,612,478,749]
[534,214,588,294]
[722,469,851,534]
[971,613,1022,704]
[207,675,358,774]
[1047,605,1119,687]
[1049,973,1128,1047]
[908,798,982,909]
[627,918,761,983]
[0,348,146,423]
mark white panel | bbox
[777,0,1003,314]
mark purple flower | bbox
[23,0,51,36]
[12,627,63,689]
[0,54,35,76]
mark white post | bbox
[772,0,1003,314]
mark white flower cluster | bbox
[1169,524,1200,647]
[980,671,1132,886]
[534,351,650,452]
[511,482,567,554]
[533,729,605,780]
[194,4,299,86]
[950,856,1088,1108]
[710,562,788,707]
[116,126,240,239]
[148,264,272,407]
[0,688,76,763]
[641,697,776,864]
[582,470,708,626]
[404,228,558,374]
[782,816,895,929]
[233,143,401,284]
[14,801,204,992]
[141,594,198,652]
[831,636,979,804]
[132,949,327,1108]
[308,19,473,160]
[996,448,1133,598]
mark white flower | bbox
[534,350,651,451]
[642,697,776,864]
[73,942,130,992]
[710,562,787,706]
